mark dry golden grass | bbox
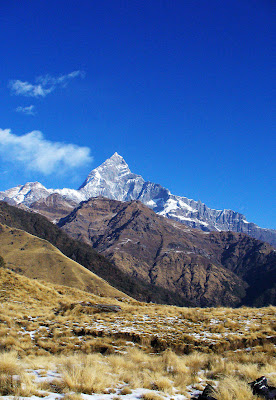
[63,394,83,400]
[120,386,132,395]
[0,345,275,399]
[1,267,275,359]
[141,392,165,400]
[60,353,115,394]
[0,351,37,396]
[0,265,275,399]
[0,223,127,298]
[214,376,258,400]
[0,351,22,376]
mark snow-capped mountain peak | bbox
[79,153,130,187]
[78,153,145,201]
[0,152,275,247]
[1,181,50,206]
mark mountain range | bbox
[1,197,275,307]
[1,152,275,247]
[0,153,275,307]
[58,197,276,307]
[0,201,189,306]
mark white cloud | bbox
[9,70,85,97]
[15,105,36,116]
[10,80,51,97]
[0,128,92,175]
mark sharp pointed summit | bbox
[78,152,144,201]
[0,153,275,247]
[97,152,127,168]
[109,151,124,160]
[80,152,129,187]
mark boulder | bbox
[249,376,276,399]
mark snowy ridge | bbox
[1,152,275,246]
[0,182,50,206]
[50,188,86,203]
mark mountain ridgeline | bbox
[0,197,275,306]
[1,153,275,247]
[0,201,193,306]
[58,197,276,307]
[0,153,275,307]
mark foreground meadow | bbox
[0,268,275,399]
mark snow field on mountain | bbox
[1,152,275,246]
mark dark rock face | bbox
[191,383,217,400]
[58,197,276,307]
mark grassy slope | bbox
[0,264,64,306]
[0,201,193,306]
[0,266,129,307]
[0,267,275,399]
[1,265,275,357]
[0,223,127,299]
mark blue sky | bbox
[0,1,275,228]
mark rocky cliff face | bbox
[1,152,275,247]
[58,197,276,307]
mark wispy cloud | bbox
[9,70,85,98]
[0,128,92,175]
[15,105,36,116]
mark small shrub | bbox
[0,351,21,375]
[214,376,255,400]
[141,391,165,400]
[0,255,5,268]
[0,373,20,395]
[120,386,132,394]
[151,377,173,394]
[63,394,83,400]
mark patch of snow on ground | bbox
[1,368,194,400]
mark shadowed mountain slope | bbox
[0,201,193,306]
[58,197,276,307]
[0,223,126,298]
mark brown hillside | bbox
[0,223,127,299]
[30,193,78,222]
[0,264,64,306]
[0,201,193,306]
[58,197,276,307]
